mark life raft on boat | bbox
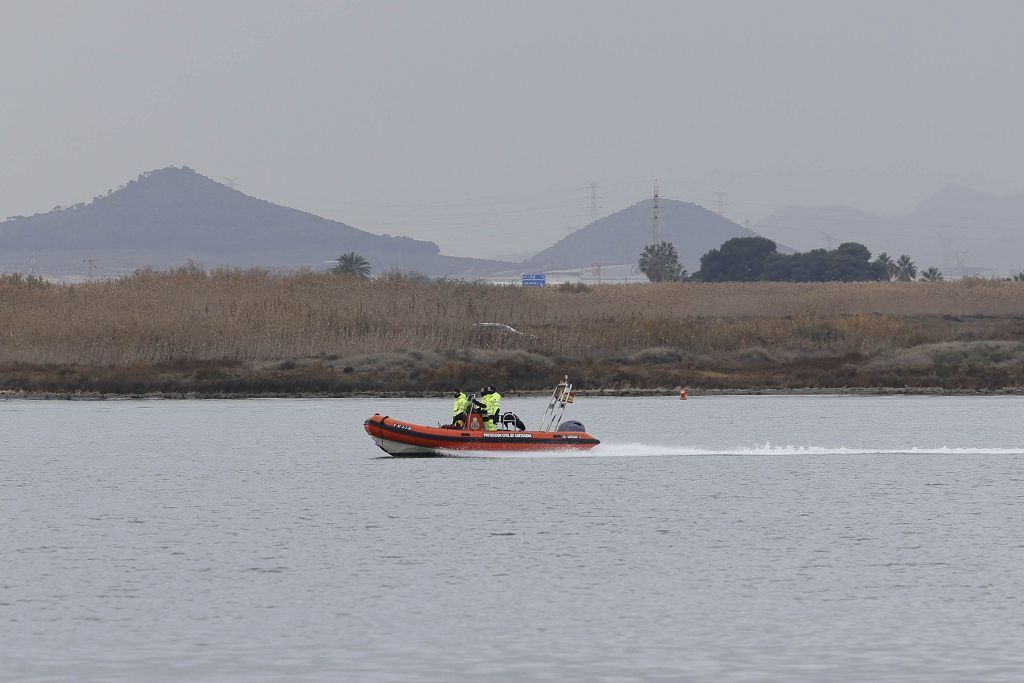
[363,376,600,457]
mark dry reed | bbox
[1,268,1024,367]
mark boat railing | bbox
[539,375,573,432]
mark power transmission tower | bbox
[651,180,660,245]
[939,237,950,269]
[953,250,969,275]
[585,180,602,221]
[83,258,96,280]
[713,191,727,217]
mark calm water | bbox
[3,395,1024,682]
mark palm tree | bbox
[920,266,943,281]
[331,252,371,278]
[894,254,917,282]
[639,242,686,282]
[875,252,897,281]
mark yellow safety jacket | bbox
[481,392,502,430]
[452,393,469,417]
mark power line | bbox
[281,177,1024,247]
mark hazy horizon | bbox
[3,0,1023,259]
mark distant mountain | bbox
[522,199,772,273]
[0,167,511,277]
[755,184,1024,276]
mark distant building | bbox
[479,263,648,286]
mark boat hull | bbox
[363,414,600,457]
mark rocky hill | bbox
[754,184,1024,277]
[521,198,769,274]
[0,167,511,278]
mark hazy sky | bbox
[2,0,1022,258]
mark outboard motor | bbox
[556,420,586,432]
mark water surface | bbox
[3,395,1024,681]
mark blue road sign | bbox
[521,274,546,286]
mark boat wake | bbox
[443,443,1024,458]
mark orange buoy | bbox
[679,389,688,400]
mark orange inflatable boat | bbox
[363,414,600,456]
[363,377,600,457]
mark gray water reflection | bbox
[2,396,1024,681]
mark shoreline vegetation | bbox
[4,388,1023,401]
[3,267,1024,398]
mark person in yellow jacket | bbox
[479,386,502,431]
[451,389,469,428]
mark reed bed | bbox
[2,268,1024,367]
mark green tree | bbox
[639,242,686,282]
[696,236,777,282]
[760,242,886,282]
[1012,272,1024,282]
[833,242,886,281]
[331,252,371,278]
[874,252,898,281]
[920,266,943,281]
[894,254,917,282]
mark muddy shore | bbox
[3,386,1021,400]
